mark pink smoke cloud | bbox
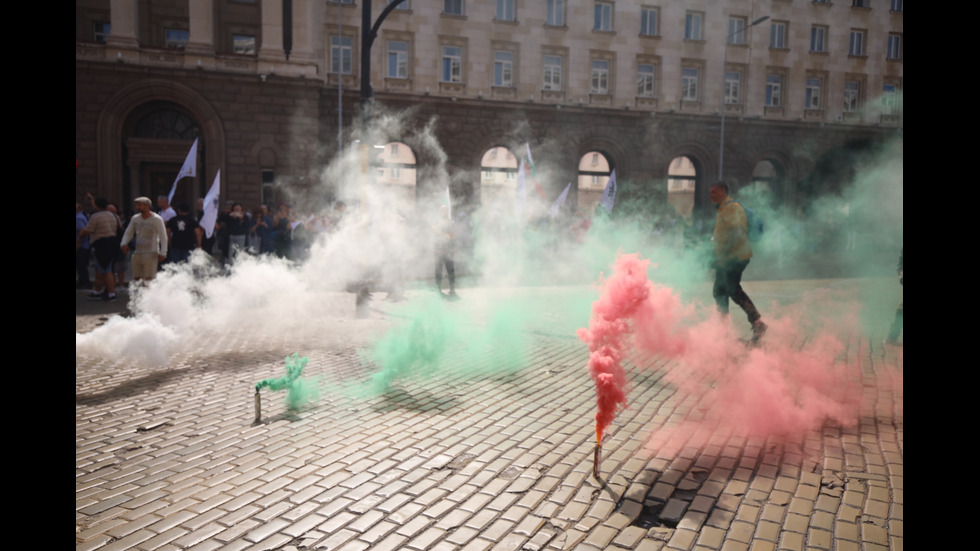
[579,252,900,453]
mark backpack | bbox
[734,201,764,243]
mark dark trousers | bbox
[76,247,91,288]
[435,255,455,290]
[714,259,761,323]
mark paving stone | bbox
[76,285,903,551]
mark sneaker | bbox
[751,320,768,343]
[104,293,118,302]
[87,291,104,300]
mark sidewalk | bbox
[76,279,903,551]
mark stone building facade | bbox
[76,0,902,218]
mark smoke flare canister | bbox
[593,445,602,480]
[254,388,262,423]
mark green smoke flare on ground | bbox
[256,353,319,411]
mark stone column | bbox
[259,0,287,65]
[288,0,318,64]
[107,0,139,51]
[185,0,215,57]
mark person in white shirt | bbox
[121,197,168,282]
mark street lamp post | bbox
[718,15,769,182]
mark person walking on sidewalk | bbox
[709,182,767,342]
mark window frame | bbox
[493,50,514,87]
[728,17,747,45]
[843,80,861,112]
[682,67,699,101]
[92,21,111,43]
[685,11,704,41]
[591,59,610,94]
[546,0,565,27]
[765,74,782,108]
[543,54,563,91]
[330,35,354,75]
[496,0,515,22]
[232,33,257,55]
[887,34,903,60]
[640,7,659,36]
[881,84,898,115]
[810,25,828,53]
[443,0,463,16]
[164,27,189,49]
[805,77,822,110]
[637,63,656,98]
[849,29,866,56]
[594,2,613,32]
[724,70,741,105]
[770,21,787,49]
[441,45,463,83]
[387,40,409,79]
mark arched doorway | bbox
[667,156,697,220]
[577,151,612,214]
[749,159,787,203]
[375,141,417,212]
[479,146,519,212]
[480,146,519,203]
[122,102,202,209]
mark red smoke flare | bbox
[577,253,653,445]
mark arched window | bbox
[577,150,611,214]
[376,141,417,206]
[480,146,519,206]
[133,108,198,140]
[667,156,697,219]
[751,159,783,196]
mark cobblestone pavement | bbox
[76,279,903,551]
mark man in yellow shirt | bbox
[710,182,766,342]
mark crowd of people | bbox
[76,188,901,346]
[76,193,349,300]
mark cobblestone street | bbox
[77,279,903,551]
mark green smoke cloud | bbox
[256,353,319,411]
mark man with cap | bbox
[120,196,168,283]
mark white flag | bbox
[599,169,617,214]
[444,186,452,220]
[168,138,199,203]
[548,183,571,219]
[515,156,527,219]
[201,170,220,238]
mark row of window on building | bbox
[327,38,899,114]
[90,0,902,60]
[382,0,903,30]
[91,21,257,55]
